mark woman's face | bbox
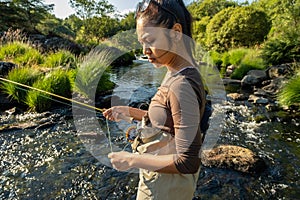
[136,18,177,68]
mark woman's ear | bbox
[171,23,183,41]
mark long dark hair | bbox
[136,0,197,66]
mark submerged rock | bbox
[201,145,266,174]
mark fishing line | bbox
[0,77,116,153]
[0,77,105,113]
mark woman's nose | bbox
[143,44,151,55]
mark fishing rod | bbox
[0,76,134,153]
[0,77,106,113]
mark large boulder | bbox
[241,70,267,87]
[28,34,84,55]
[201,145,266,174]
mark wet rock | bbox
[227,93,248,101]
[248,70,267,80]
[222,78,241,85]
[241,70,266,87]
[248,95,269,104]
[226,65,236,77]
[267,64,292,79]
[201,145,266,174]
[261,77,287,95]
[0,61,16,77]
[253,88,268,97]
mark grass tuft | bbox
[278,68,300,107]
[1,67,41,102]
[43,50,77,68]
[25,69,72,112]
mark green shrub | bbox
[1,67,41,102]
[206,7,270,51]
[43,50,77,68]
[206,7,236,51]
[231,51,266,79]
[25,69,72,112]
[261,37,300,66]
[277,69,300,107]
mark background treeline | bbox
[1,0,299,65]
[0,0,136,46]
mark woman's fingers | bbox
[103,106,130,122]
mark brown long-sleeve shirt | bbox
[148,67,206,174]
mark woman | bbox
[103,0,206,199]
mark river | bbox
[0,61,299,199]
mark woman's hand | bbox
[108,151,134,171]
[103,106,131,122]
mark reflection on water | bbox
[0,63,299,199]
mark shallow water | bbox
[0,62,299,199]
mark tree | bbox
[188,0,237,49]
[69,0,114,20]
[188,0,237,20]
[120,12,136,31]
[206,6,271,51]
[205,7,236,51]
[69,0,118,44]
[0,0,53,32]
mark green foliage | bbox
[0,0,53,33]
[25,69,72,112]
[106,29,140,53]
[120,12,136,31]
[193,16,211,45]
[231,50,266,79]
[74,48,116,98]
[277,68,300,107]
[206,6,271,51]
[36,14,76,39]
[188,0,237,20]
[1,67,41,102]
[14,48,44,66]
[70,0,114,20]
[208,51,223,67]
[206,7,236,51]
[227,48,250,66]
[76,16,120,44]
[43,50,77,68]
[261,36,300,66]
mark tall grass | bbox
[0,41,44,66]
[230,49,266,80]
[25,69,72,112]
[43,50,77,68]
[14,48,44,66]
[278,68,300,107]
[0,41,28,60]
[75,48,116,99]
[1,67,41,102]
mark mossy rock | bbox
[201,145,266,174]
